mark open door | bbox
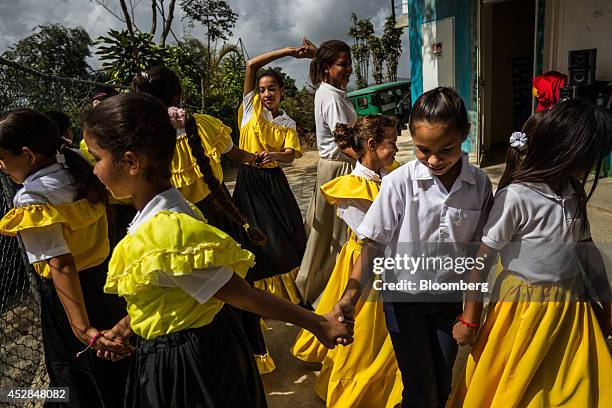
[478,0,536,167]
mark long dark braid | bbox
[184,113,267,245]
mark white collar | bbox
[520,181,576,201]
[23,163,64,186]
[352,160,386,183]
[128,187,186,233]
[411,152,475,185]
[319,81,347,96]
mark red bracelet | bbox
[456,315,479,328]
[76,332,103,358]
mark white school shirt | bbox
[241,90,297,130]
[127,187,233,304]
[314,82,358,159]
[13,163,76,264]
[336,161,388,234]
[482,182,590,283]
[356,154,493,291]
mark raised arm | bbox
[243,38,316,96]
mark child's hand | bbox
[332,297,355,324]
[453,321,477,346]
[257,151,274,166]
[317,312,354,349]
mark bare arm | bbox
[225,145,257,165]
[244,47,303,96]
[258,149,297,165]
[215,274,353,348]
[48,254,129,353]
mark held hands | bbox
[316,312,354,349]
[332,297,355,346]
[288,37,317,60]
[452,320,477,346]
[253,151,273,166]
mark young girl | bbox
[292,115,403,407]
[0,110,130,407]
[296,39,359,308]
[448,99,612,407]
[131,67,263,243]
[333,87,493,407]
[231,43,310,372]
[83,92,353,408]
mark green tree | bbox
[95,29,170,84]
[382,15,403,82]
[283,86,315,137]
[3,23,92,79]
[348,13,374,89]
[369,35,385,84]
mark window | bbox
[358,97,369,109]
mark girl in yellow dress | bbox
[0,109,130,407]
[82,92,353,408]
[292,115,403,407]
[449,99,612,407]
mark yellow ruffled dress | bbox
[291,174,403,408]
[0,198,109,278]
[448,271,612,408]
[170,113,232,205]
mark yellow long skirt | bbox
[448,272,612,408]
[291,237,403,407]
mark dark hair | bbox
[45,111,71,138]
[500,98,612,228]
[257,68,285,88]
[408,87,470,136]
[309,40,351,87]
[131,66,181,107]
[498,110,547,189]
[92,86,119,104]
[83,92,176,182]
[0,109,106,203]
[127,70,267,245]
[334,115,397,158]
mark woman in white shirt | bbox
[296,39,359,307]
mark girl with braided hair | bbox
[131,66,266,245]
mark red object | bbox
[456,315,479,328]
[532,71,568,111]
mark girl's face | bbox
[325,51,352,90]
[83,132,131,199]
[411,121,466,176]
[258,76,283,113]
[0,147,38,184]
[371,127,399,168]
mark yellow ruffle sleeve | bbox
[0,200,109,278]
[320,175,381,206]
[171,114,231,204]
[238,93,302,168]
[105,210,254,296]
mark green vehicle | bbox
[347,80,411,127]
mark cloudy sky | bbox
[0,0,410,87]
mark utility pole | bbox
[391,0,396,21]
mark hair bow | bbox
[509,131,528,151]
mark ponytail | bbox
[183,114,267,246]
[62,146,108,204]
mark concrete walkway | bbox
[225,129,612,407]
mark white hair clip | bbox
[141,72,150,82]
[509,131,528,151]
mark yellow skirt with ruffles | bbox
[448,271,612,408]
[253,267,301,305]
[291,237,403,407]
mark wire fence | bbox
[0,58,125,407]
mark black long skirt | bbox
[40,263,129,408]
[232,165,306,282]
[124,306,267,408]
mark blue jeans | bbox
[383,298,462,408]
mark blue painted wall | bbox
[408,0,476,153]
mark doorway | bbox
[479,0,536,166]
